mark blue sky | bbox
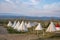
[0,0,60,17]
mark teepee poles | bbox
[35,23,43,37]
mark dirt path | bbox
[0,26,38,40]
[0,34,38,40]
[0,26,8,34]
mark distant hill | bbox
[0,15,60,20]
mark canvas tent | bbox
[14,21,20,29]
[35,23,43,30]
[35,23,43,36]
[12,21,16,28]
[30,22,36,27]
[55,23,60,31]
[25,22,27,26]
[7,21,12,27]
[26,22,32,28]
[17,21,28,32]
[33,22,38,26]
[46,22,56,32]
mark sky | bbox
[0,0,60,17]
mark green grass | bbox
[7,27,28,34]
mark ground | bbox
[0,26,38,40]
[0,25,60,40]
[0,26,8,34]
[0,34,38,40]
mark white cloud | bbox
[5,0,10,2]
[5,0,12,3]
[43,2,60,10]
[29,0,40,5]
[0,0,60,17]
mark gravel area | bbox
[0,26,38,40]
[0,34,38,40]
[0,26,8,34]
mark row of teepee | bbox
[35,22,57,32]
[7,21,60,32]
[7,21,37,32]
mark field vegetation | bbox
[0,19,60,39]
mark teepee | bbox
[46,22,56,32]
[7,21,12,27]
[35,23,43,36]
[33,22,38,26]
[35,23,43,30]
[27,22,32,28]
[25,22,27,26]
[55,23,60,31]
[17,21,28,32]
[12,21,16,28]
[14,21,20,29]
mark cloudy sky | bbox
[0,0,60,17]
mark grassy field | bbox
[0,19,60,40]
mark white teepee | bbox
[12,21,16,28]
[33,22,38,26]
[17,21,28,32]
[26,22,32,28]
[35,23,43,30]
[7,21,12,27]
[14,21,20,29]
[25,22,27,26]
[30,22,35,27]
[46,22,56,32]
